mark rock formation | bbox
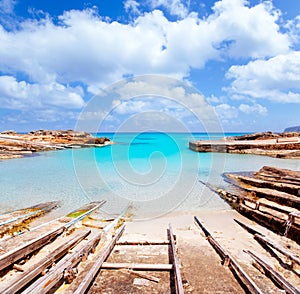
[189,131,300,158]
[0,130,111,160]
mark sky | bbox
[0,0,299,133]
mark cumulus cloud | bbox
[215,103,239,120]
[124,0,141,15]
[0,75,85,110]
[239,103,267,115]
[226,51,300,103]
[0,0,296,130]
[148,0,189,18]
[0,0,16,14]
[77,75,222,133]
[0,1,290,90]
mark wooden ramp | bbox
[194,216,300,294]
[0,201,127,293]
[63,223,184,294]
[0,201,61,237]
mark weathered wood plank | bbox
[22,228,104,294]
[194,216,263,294]
[254,234,300,267]
[168,224,184,294]
[119,269,160,283]
[116,240,170,246]
[234,219,262,236]
[201,182,300,244]
[73,225,125,294]
[0,201,105,272]
[0,229,90,294]
[0,201,61,237]
[246,250,300,294]
[101,262,173,271]
[194,216,228,260]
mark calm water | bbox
[1,133,299,219]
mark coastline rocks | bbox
[1,130,16,135]
[86,137,110,144]
[229,131,300,141]
[190,131,300,158]
[0,129,111,160]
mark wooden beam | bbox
[234,219,300,267]
[246,250,300,294]
[194,216,228,261]
[119,269,160,283]
[116,240,170,246]
[73,225,125,294]
[101,262,173,271]
[0,201,105,272]
[0,226,65,272]
[234,219,263,236]
[194,216,263,294]
[22,228,105,294]
[168,224,185,294]
[254,234,300,267]
[0,229,90,294]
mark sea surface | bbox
[1,132,300,219]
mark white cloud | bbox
[124,0,141,15]
[239,103,267,115]
[77,76,222,133]
[0,0,16,14]
[226,51,300,103]
[0,0,296,130]
[210,0,289,58]
[148,0,189,18]
[215,103,238,120]
[285,15,300,44]
[0,1,290,91]
[0,75,84,110]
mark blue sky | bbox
[0,0,299,133]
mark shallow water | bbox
[0,133,299,219]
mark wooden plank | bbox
[116,241,170,246]
[229,257,264,294]
[73,225,125,294]
[194,216,263,294]
[120,269,160,283]
[22,228,105,294]
[0,201,105,272]
[194,216,228,260]
[168,224,185,294]
[101,262,173,271]
[246,250,300,294]
[0,229,90,294]
[235,219,300,266]
[234,219,263,236]
[254,234,300,267]
[0,226,65,272]
[0,201,61,237]
[64,201,106,229]
[0,201,60,226]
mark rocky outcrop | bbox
[86,137,111,144]
[0,130,111,160]
[189,131,300,158]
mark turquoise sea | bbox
[1,133,300,219]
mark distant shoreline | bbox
[190,131,300,159]
[0,129,111,160]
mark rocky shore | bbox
[189,131,300,158]
[0,130,111,160]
